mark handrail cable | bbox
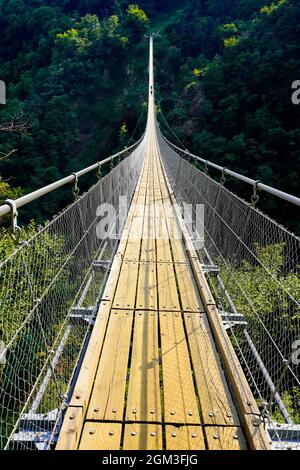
[0,135,144,218]
[162,134,300,207]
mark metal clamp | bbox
[96,162,102,181]
[220,168,227,186]
[119,147,127,164]
[185,149,193,164]
[72,173,80,200]
[204,160,209,175]
[4,199,22,245]
[251,180,261,207]
[110,157,114,170]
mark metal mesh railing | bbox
[0,140,145,449]
[158,132,300,450]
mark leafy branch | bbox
[0,148,17,162]
[0,112,31,135]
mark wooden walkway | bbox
[56,36,270,451]
[56,129,269,450]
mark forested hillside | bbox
[0,0,299,228]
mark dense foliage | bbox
[211,243,300,423]
[0,0,299,230]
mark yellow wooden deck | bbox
[55,128,270,451]
[55,35,271,452]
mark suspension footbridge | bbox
[0,37,299,451]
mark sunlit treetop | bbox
[224,36,239,47]
[260,0,287,15]
[126,4,149,23]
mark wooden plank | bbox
[184,312,240,426]
[86,310,133,421]
[161,205,191,265]
[157,262,181,311]
[136,262,157,310]
[205,426,247,450]
[129,186,146,213]
[126,311,161,422]
[123,424,162,450]
[155,234,172,263]
[101,256,122,301]
[120,158,147,259]
[56,407,83,450]
[144,200,155,221]
[174,263,204,312]
[112,192,140,254]
[79,423,122,450]
[132,192,146,206]
[136,188,147,197]
[113,261,139,309]
[155,209,173,263]
[140,236,156,262]
[140,206,156,261]
[128,216,144,240]
[169,239,188,264]
[69,301,111,410]
[159,311,200,424]
[165,425,205,450]
[123,241,142,261]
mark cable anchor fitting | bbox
[184,149,190,162]
[72,173,80,200]
[96,162,102,181]
[4,199,22,246]
[251,180,261,207]
[120,147,127,164]
[220,168,227,186]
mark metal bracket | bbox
[221,312,248,329]
[220,168,227,186]
[120,147,127,163]
[72,173,80,200]
[19,410,58,432]
[4,199,22,245]
[184,149,192,164]
[11,410,59,449]
[11,431,52,449]
[251,180,261,207]
[69,306,95,324]
[267,423,300,450]
[92,259,111,271]
[201,263,220,275]
[96,162,102,181]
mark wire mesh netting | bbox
[158,132,300,450]
[0,140,145,449]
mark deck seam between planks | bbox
[154,142,204,438]
[121,145,161,448]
